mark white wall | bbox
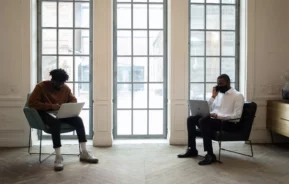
[0,0,33,147]
[1,0,288,147]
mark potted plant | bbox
[281,71,289,100]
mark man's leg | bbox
[38,111,63,171]
[198,116,222,165]
[61,116,98,163]
[177,116,200,158]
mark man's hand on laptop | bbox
[210,113,218,119]
[51,104,60,110]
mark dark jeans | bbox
[187,116,239,154]
[38,111,87,148]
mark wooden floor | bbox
[1,142,289,184]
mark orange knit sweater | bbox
[28,81,77,111]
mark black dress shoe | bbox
[198,154,217,165]
[177,149,198,158]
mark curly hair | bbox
[49,69,69,82]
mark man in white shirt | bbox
[177,74,244,165]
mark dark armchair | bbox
[196,102,257,162]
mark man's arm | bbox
[28,85,53,111]
[67,88,77,103]
[217,94,244,120]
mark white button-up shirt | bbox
[208,88,244,122]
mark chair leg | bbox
[249,140,254,157]
[218,141,221,162]
[220,140,254,157]
[28,128,31,155]
[39,130,42,163]
[270,130,274,143]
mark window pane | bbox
[149,4,163,29]
[133,110,147,135]
[59,56,73,82]
[133,57,148,82]
[222,6,235,30]
[117,110,131,135]
[206,57,220,82]
[133,4,147,29]
[117,57,131,82]
[206,31,220,56]
[190,5,204,30]
[190,31,204,56]
[75,56,90,82]
[42,29,57,54]
[59,2,73,27]
[206,83,215,100]
[191,0,204,3]
[118,0,131,2]
[42,56,57,80]
[149,57,163,82]
[221,58,235,82]
[190,83,204,100]
[75,3,90,28]
[117,4,131,29]
[149,84,163,108]
[134,0,147,2]
[222,31,235,56]
[190,57,204,82]
[75,83,90,108]
[117,84,132,108]
[117,31,132,55]
[207,0,220,3]
[42,2,56,27]
[133,31,148,55]
[222,0,235,4]
[133,84,147,108]
[59,29,73,55]
[149,31,163,55]
[149,110,163,134]
[75,29,89,55]
[206,5,220,30]
[79,110,90,135]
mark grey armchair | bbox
[23,94,79,163]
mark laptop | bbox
[188,100,210,117]
[48,102,85,119]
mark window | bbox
[113,0,167,138]
[38,0,93,138]
[189,0,239,101]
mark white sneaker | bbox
[54,155,63,171]
[79,151,98,163]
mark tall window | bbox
[38,0,93,138]
[113,0,167,138]
[189,0,239,101]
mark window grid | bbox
[113,0,168,139]
[37,0,93,139]
[189,0,240,102]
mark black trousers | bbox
[38,111,87,148]
[187,116,239,154]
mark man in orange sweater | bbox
[28,69,97,171]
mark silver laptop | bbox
[188,100,210,117]
[48,102,85,119]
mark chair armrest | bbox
[23,107,46,130]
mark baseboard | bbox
[0,138,28,147]
[93,136,112,147]
[169,137,187,145]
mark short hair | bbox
[217,74,230,83]
[49,69,69,82]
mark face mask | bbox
[216,85,230,93]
